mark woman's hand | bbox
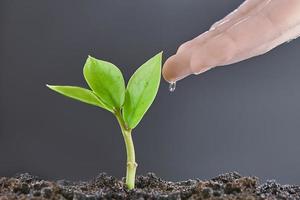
[163,0,300,82]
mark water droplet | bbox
[169,82,176,92]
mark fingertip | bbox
[162,55,175,82]
[162,55,192,83]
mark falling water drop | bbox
[169,82,176,92]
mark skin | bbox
[163,0,300,82]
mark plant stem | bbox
[115,110,137,190]
[123,129,137,189]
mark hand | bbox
[163,0,300,82]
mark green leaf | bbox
[46,85,113,112]
[123,52,162,129]
[83,56,125,111]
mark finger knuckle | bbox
[177,41,193,53]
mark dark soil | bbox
[0,172,299,200]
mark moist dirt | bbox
[0,172,299,200]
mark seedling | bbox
[47,52,162,189]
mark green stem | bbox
[115,110,137,190]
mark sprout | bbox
[47,52,162,189]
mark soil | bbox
[0,172,299,200]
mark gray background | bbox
[1,0,300,184]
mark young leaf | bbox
[83,56,125,110]
[47,85,113,112]
[123,52,162,129]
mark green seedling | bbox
[47,52,162,189]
